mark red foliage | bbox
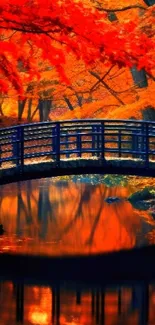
[0,0,154,93]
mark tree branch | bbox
[90,65,115,93]
[89,70,125,105]
[63,96,74,110]
[95,4,146,12]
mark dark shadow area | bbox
[0,163,155,186]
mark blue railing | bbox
[0,119,154,169]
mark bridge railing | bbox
[0,119,154,169]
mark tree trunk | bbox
[63,96,74,110]
[86,95,93,103]
[18,98,27,121]
[130,66,148,88]
[38,99,52,121]
[142,106,155,121]
[27,98,33,122]
[108,12,118,22]
[0,98,4,116]
[143,0,155,5]
[74,92,83,107]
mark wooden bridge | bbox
[0,119,155,182]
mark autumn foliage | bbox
[0,0,155,94]
[0,0,155,123]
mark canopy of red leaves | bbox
[0,0,155,94]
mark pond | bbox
[0,174,154,257]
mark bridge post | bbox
[55,123,60,166]
[92,126,96,156]
[101,122,105,159]
[118,130,122,158]
[132,128,139,159]
[65,130,70,158]
[97,125,100,157]
[52,126,55,157]
[15,126,24,167]
[12,130,18,165]
[20,126,24,167]
[145,123,149,168]
[141,123,145,160]
[77,129,82,157]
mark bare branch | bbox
[63,96,74,110]
[95,4,146,12]
[90,65,115,92]
[89,70,125,105]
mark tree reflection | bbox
[0,281,154,325]
[0,177,154,256]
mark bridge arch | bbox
[0,119,154,183]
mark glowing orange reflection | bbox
[27,287,51,325]
[29,310,48,325]
[0,282,155,325]
[0,178,154,257]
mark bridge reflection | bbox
[0,281,154,325]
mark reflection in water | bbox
[0,176,154,256]
[0,281,155,325]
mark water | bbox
[0,174,155,324]
[0,174,154,256]
[0,281,154,325]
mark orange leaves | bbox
[0,0,154,95]
[56,65,70,84]
[0,80,9,93]
[0,54,23,94]
[123,21,137,32]
[0,41,17,54]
